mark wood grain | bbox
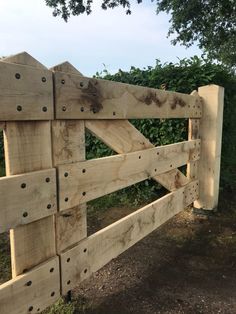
[61,180,199,294]
[2,53,56,277]
[0,257,60,314]
[58,140,200,210]
[0,168,57,233]
[195,85,224,210]
[54,73,202,119]
[51,62,87,253]
[86,120,190,191]
[0,60,53,120]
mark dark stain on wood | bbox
[170,96,186,109]
[140,91,164,107]
[80,80,103,113]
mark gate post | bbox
[194,84,224,210]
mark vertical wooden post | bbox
[51,62,87,254]
[2,52,56,276]
[194,84,224,210]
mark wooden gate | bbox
[0,52,224,313]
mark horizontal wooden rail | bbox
[0,257,60,314]
[58,140,200,210]
[0,60,53,121]
[54,73,202,119]
[85,119,191,191]
[61,180,199,294]
[0,169,57,233]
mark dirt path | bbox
[69,189,236,314]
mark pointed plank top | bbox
[50,61,83,75]
[2,52,47,69]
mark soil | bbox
[71,188,236,314]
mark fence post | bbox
[194,84,224,211]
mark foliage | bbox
[45,0,236,67]
[154,0,236,68]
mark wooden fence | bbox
[0,52,224,313]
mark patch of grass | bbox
[43,298,75,314]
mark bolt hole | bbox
[47,204,52,209]
[82,169,86,173]
[64,172,69,177]
[67,280,71,285]
[80,107,84,112]
[154,169,157,172]
[157,152,159,155]
[83,248,87,253]
[67,258,70,263]
[51,291,55,297]
[138,156,141,159]
[82,192,86,196]
[45,177,50,183]
[26,280,32,286]
[23,211,28,218]
[50,268,54,273]
[29,306,33,312]
[61,79,65,84]
[62,106,67,112]
[37,309,40,312]
[21,183,26,189]
[65,197,69,202]
[84,269,87,274]
[17,105,22,112]
[113,112,116,116]
[80,82,84,87]
[15,73,21,79]
[42,77,47,83]
[42,106,47,112]
[170,164,173,168]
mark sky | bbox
[0,0,201,76]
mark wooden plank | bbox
[51,120,85,166]
[4,121,52,175]
[0,168,57,233]
[3,51,48,70]
[0,256,60,314]
[61,180,199,293]
[195,85,224,210]
[86,120,190,191]
[50,61,83,76]
[54,72,202,119]
[58,140,200,210]
[85,120,153,153]
[51,63,87,254]
[0,60,53,121]
[3,53,56,277]
[55,204,87,253]
[187,91,200,181]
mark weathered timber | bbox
[61,180,199,293]
[54,72,202,119]
[58,140,200,210]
